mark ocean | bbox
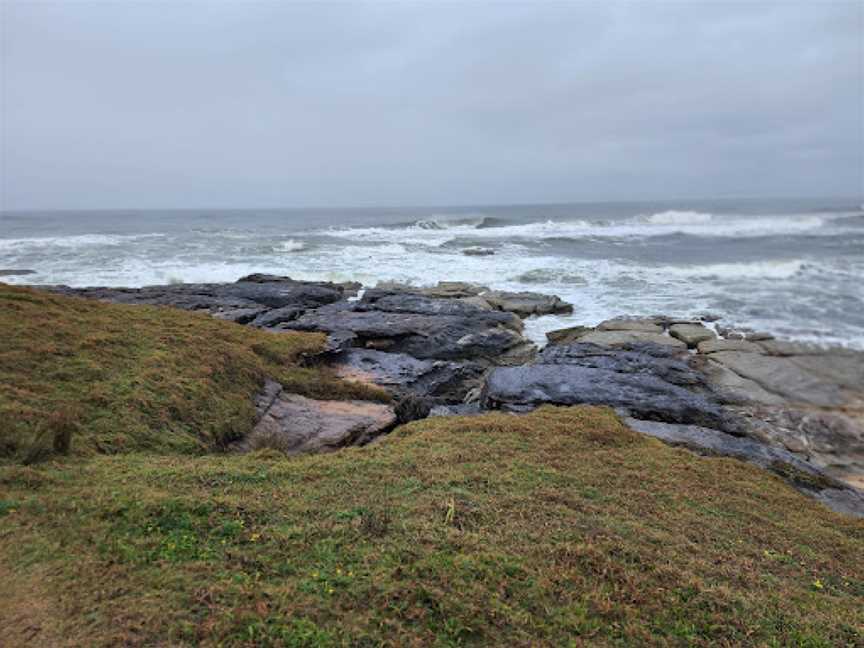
[2,197,863,348]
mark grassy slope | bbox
[0,284,385,461]
[1,285,863,646]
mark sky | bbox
[1,1,862,210]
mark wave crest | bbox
[643,210,713,225]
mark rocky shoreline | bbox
[42,274,864,516]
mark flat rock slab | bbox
[331,348,485,403]
[577,330,686,349]
[482,363,735,432]
[482,290,573,317]
[709,351,849,407]
[624,418,864,518]
[697,339,762,354]
[597,318,663,333]
[46,279,346,315]
[669,323,716,347]
[242,388,396,454]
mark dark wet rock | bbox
[331,348,486,403]
[462,247,495,256]
[623,417,864,518]
[545,325,593,346]
[482,342,739,433]
[0,269,36,277]
[239,380,396,454]
[538,342,703,388]
[482,290,573,317]
[238,273,362,295]
[250,305,306,328]
[359,289,522,330]
[47,279,347,315]
[285,298,534,363]
[597,318,662,333]
[374,281,488,299]
[697,338,762,354]
[210,307,269,324]
[668,323,716,347]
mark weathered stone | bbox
[538,342,703,388]
[736,405,864,487]
[697,338,762,354]
[709,351,848,407]
[331,348,485,403]
[577,330,686,349]
[241,384,396,454]
[545,325,593,346]
[482,290,573,317]
[669,323,716,347]
[286,304,532,362]
[623,417,864,518]
[698,358,786,406]
[482,357,737,432]
[598,318,663,333]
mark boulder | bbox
[669,323,716,347]
[697,338,762,354]
[239,381,396,454]
[482,290,573,317]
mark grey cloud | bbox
[1,1,861,209]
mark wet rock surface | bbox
[483,342,739,432]
[30,276,864,515]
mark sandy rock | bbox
[697,338,762,354]
[482,290,573,317]
[545,325,593,346]
[577,330,686,349]
[242,384,396,454]
[669,323,716,347]
[597,318,663,333]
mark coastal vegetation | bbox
[1,284,862,646]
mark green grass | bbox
[1,284,862,646]
[0,283,387,461]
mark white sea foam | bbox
[643,210,714,225]
[275,239,306,252]
[0,233,164,251]
[321,212,830,243]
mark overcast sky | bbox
[1,1,862,210]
